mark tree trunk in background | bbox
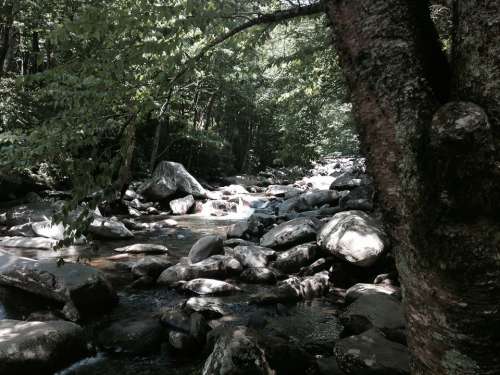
[326,0,500,373]
[115,117,136,198]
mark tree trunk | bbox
[326,0,500,374]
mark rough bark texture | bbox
[326,0,500,374]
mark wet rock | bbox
[345,283,401,303]
[266,185,300,197]
[169,194,195,215]
[330,172,369,191]
[317,210,388,267]
[240,267,277,284]
[113,243,169,254]
[248,213,278,236]
[202,326,273,375]
[317,356,347,375]
[190,312,211,344]
[226,245,276,268]
[189,235,224,263]
[157,255,242,286]
[273,242,318,274]
[260,217,321,248]
[220,184,249,195]
[98,318,163,354]
[7,222,36,237]
[0,319,88,375]
[180,278,241,295]
[339,185,374,212]
[123,189,140,200]
[334,328,410,374]
[184,297,229,318]
[5,202,58,226]
[278,196,300,216]
[140,161,206,201]
[131,255,173,279]
[26,311,65,322]
[341,294,406,344]
[0,250,118,321]
[223,238,257,248]
[160,308,190,332]
[169,330,197,352]
[89,216,134,239]
[295,190,340,211]
[373,272,399,286]
[31,221,85,243]
[0,236,58,249]
[298,257,334,277]
[226,221,250,238]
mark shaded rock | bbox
[32,221,85,243]
[0,236,57,250]
[169,194,195,215]
[240,267,277,284]
[113,243,168,254]
[278,196,300,216]
[184,297,229,318]
[317,210,388,267]
[0,319,87,375]
[160,308,190,333]
[341,294,406,344]
[334,328,409,375]
[226,221,250,238]
[298,257,334,277]
[0,250,118,321]
[330,172,369,191]
[89,216,134,239]
[5,202,57,226]
[339,185,374,212]
[248,213,278,236]
[226,245,276,268]
[190,312,211,344]
[317,356,347,375]
[273,242,318,274]
[98,318,163,354]
[295,190,340,211]
[157,255,242,286]
[223,238,257,248]
[189,235,224,263]
[260,217,321,248]
[7,223,36,237]
[169,331,197,352]
[140,161,206,201]
[131,255,172,279]
[345,283,401,303]
[180,278,241,295]
[266,185,300,197]
[220,184,249,195]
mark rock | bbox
[184,296,229,318]
[278,196,300,216]
[190,312,211,343]
[339,185,374,211]
[140,161,206,201]
[298,257,334,277]
[31,220,85,243]
[273,242,318,273]
[157,255,242,286]
[334,328,410,374]
[301,175,337,190]
[260,217,321,248]
[181,278,241,295]
[330,172,369,191]
[317,210,388,267]
[113,243,169,254]
[345,283,401,303]
[248,213,278,236]
[266,185,301,197]
[0,236,58,249]
[160,308,190,332]
[123,189,140,200]
[0,319,88,375]
[220,184,249,195]
[98,318,163,354]
[226,221,250,238]
[374,272,399,286]
[240,267,277,284]
[131,255,172,279]
[0,250,118,321]
[317,356,347,375]
[89,216,134,239]
[226,245,276,268]
[202,326,273,375]
[189,235,224,263]
[295,190,340,211]
[7,222,36,237]
[341,294,406,344]
[223,238,257,247]
[169,194,195,215]
[128,206,142,217]
[169,331,197,351]
[5,202,57,226]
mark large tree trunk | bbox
[326,0,500,373]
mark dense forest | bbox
[1,1,499,375]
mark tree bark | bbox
[326,0,500,373]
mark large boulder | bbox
[317,210,388,267]
[272,242,318,273]
[345,283,401,303]
[0,319,88,375]
[140,161,206,201]
[131,255,173,279]
[295,190,340,211]
[0,250,118,321]
[188,235,224,263]
[260,217,321,248]
[180,278,241,295]
[226,245,276,268]
[169,194,195,215]
[334,328,410,374]
[89,216,134,239]
[184,296,230,318]
[240,267,277,284]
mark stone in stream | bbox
[113,243,169,254]
[223,238,257,247]
[298,257,334,277]
[169,194,195,215]
[317,356,347,375]
[341,294,406,345]
[240,267,277,284]
[278,196,301,216]
[265,184,301,197]
[0,250,118,321]
[272,242,318,274]
[131,255,173,279]
[190,312,211,344]
[317,210,388,267]
[97,318,164,354]
[334,328,410,375]
[180,278,241,295]
[0,236,58,249]
[31,220,86,244]
[89,216,134,239]
[184,296,230,318]
[330,172,370,191]
[0,319,88,375]
[188,235,224,263]
[4,201,58,226]
[226,245,276,268]
[294,189,340,211]
[169,330,197,352]
[157,255,242,287]
[345,283,401,303]
[140,161,206,201]
[7,222,36,237]
[226,220,250,238]
[260,217,321,248]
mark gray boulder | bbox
[0,319,88,375]
[295,190,340,211]
[113,243,168,254]
[226,245,276,268]
[169,194,195,215]
[184,296,229,318]
[317,210,388,267]
[272,242,318,273]
[240,267,277,284]
[0,236,58,250]
[266,185,301,197]
[89,216,134,239]
[0,250,118,321]
[345,283,401,303]
[140,161,206,201]
[7,222,36,237]
[4,202,57,226]
[334,328,410,374]
[223,238,257,247]
[181,278,241,295]
[131,255,172,279]
[260,217,321,248]
[189,235,224,263]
